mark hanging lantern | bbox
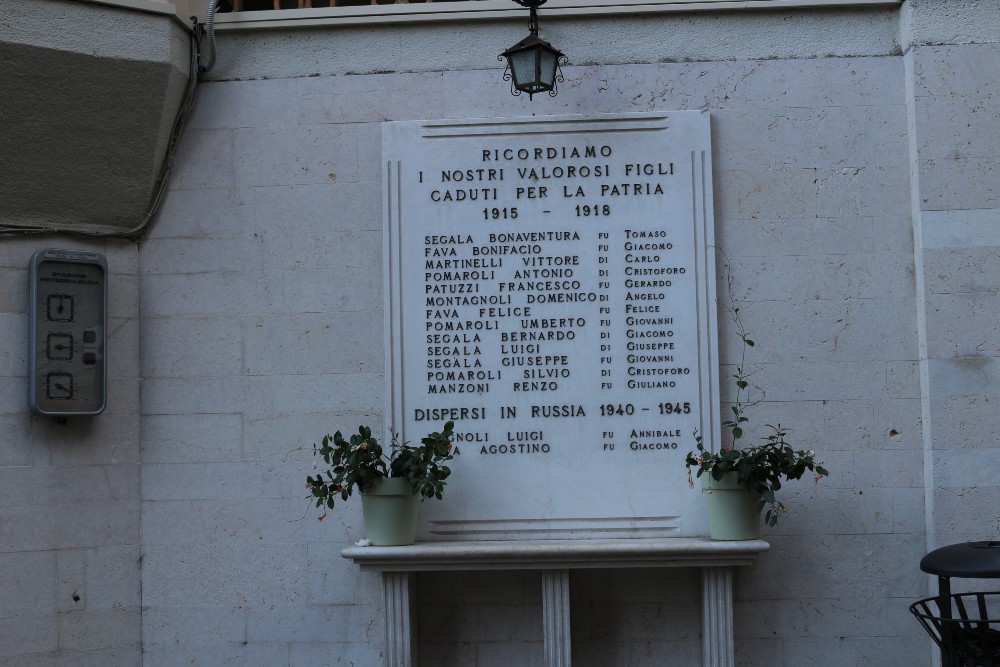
[499,0,567,99]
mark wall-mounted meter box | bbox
[28,249,108,416]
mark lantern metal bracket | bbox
[511,0,546,35]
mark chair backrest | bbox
[910,592,1000,667]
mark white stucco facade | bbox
[1,0,998,665]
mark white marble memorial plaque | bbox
[383,113,719,540]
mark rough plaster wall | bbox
[140,48,931,665]
[900,0,1000,49]
[0,0,193,235]
[0,238,141,665]
[204,0,1000,85]
[907,42,1000,548]
[2,0,183,61]
[205,8,901,82]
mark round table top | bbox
[920,541,1000,578]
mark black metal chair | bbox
[910,592,1000,667]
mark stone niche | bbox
[383,112,720,541]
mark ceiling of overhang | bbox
[0,1,193,237]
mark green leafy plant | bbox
[685,262,828,526]
[306,421,455,514]
[686,426,828,526]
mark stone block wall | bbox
[1,3,997,666]
[0,239,142,665]
[138,78,386,664]
[135,50,931,665]
[908,42,1000,547]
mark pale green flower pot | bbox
[360,477,420,546]
[701,472,762,541]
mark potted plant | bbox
[685,268,828,539]
[306,421,455,545]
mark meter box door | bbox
[28,249,108,416]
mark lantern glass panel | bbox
[509,48,540,89]
[538,48,558,87]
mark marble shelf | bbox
[343,537,769,667]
